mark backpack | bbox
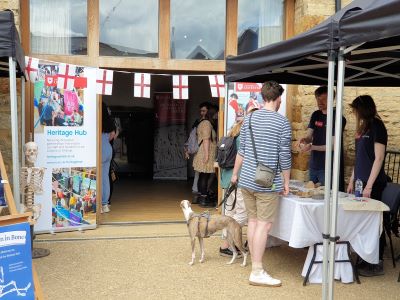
[216,136,238,169]
[185,120,205,155]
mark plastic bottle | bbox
[355,178,363,198]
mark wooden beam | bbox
[32,265,44,300]
[217,96,225,209]
[20,0,30,53]
[159,0,171,59]
[98,56,226,72]
[30,54,225,72]
[88,0,100,66]
[20,0,33,143]
[285,0,295,39]
[225,0,238,57]
[284,0,296,122]
[32,54,95,67]
[97,95,102,224]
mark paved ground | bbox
[34,224,400,300]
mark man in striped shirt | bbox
[231,81,292,287]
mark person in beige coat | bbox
[193,109,217,207]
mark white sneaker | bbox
[102,205,110,213]
[249,270,281,287]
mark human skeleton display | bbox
[20,141,45,222]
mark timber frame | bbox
[20,0,295,139]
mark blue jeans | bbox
[309,168,325,186]
[102,133,113,205]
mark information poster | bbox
[226,82,286,130]
[153,93,187,179]
[33,65,97,232]
[0,222,34,300]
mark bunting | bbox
[24,56,39,82]
[57,63,77,91]
[134,73,151,98]
[172,75,189,99]
[96,69,113,95]
[208,75,225,98]
[24,56,230,101]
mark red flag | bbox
[45,75,58,87]
[74,76,87,88]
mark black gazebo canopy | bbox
[0,10,25,77]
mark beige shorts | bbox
[241,188,279,222]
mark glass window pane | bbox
[170,0,226,60]
[99,0,158,57]
[30,0,87,55]
[237,0,284,55]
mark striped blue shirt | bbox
[238,109,292,193]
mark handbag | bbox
[249,114,279,188]
[110,160,118,182]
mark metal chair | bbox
[381,182,400,268]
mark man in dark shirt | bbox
[298,86,347,191]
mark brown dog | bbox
[180,200,248,266]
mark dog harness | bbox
[187,211,211,238]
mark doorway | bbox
[101,71,216,223]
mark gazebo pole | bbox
[8,57,21,210]
[328,46,346,300]
[322,50,336,300]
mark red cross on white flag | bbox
[208,75,225,98]
[96,69,113,95]
[24,56,39,82]
[134,73,151,98]
[57,63,76,90]
[172,75,189,99]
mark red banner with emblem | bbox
[153,93,187,179]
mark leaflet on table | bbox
[33,66,97,233]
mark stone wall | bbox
[290,0,400,183]
[0,0,21,179]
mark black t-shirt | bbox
[308,109,347,170]
[355,118,387,184]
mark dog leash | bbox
[218,183,237,211]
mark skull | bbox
[24,142,38,166]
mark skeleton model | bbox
[0,266,32,298]
[20,141,45,222]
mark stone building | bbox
[0,0,399,187]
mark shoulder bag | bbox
[249,113,280,188]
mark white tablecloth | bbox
[269,195,384,283]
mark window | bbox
[99,0,159,57]
[237,0,284,55]
[170,0,226,60]
[30,0,88,55]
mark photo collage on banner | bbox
[226,82,287,130]
[33,64,97,232]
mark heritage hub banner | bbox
[153,93,187,179]
[33,65,97,232]
[0,222,34,300]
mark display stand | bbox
[0,151,44,299]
